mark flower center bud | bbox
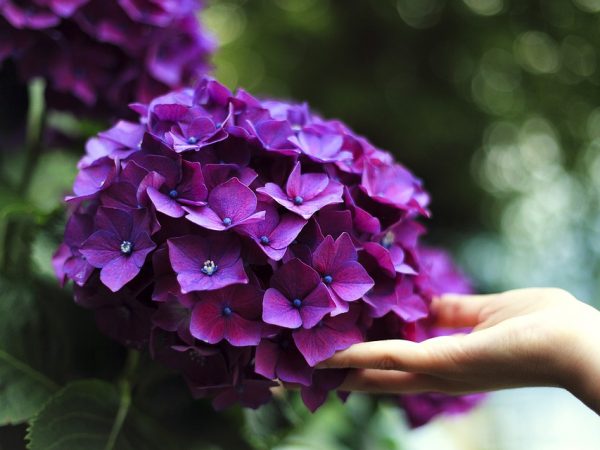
[120,240,133,255]
[259,235,270,245]
[222,306,233,317]
[168,189,178,199]
[381,231,395,249]
[222,217,232,226]
[292,298,302,309]
[201,260,218,276]
[323,275,333,284]
[187,136,198,145]
[293,196,304,205]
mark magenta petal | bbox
[254,340,278,379]
[276,351,314,386]
[148,187,185,217]
[176,260,247,293]
[333,232,358,265]
[293,320,362,367]
[312,235,336,275]
[255,339,313,386]
[270,258,321,300]
[167,234,247,293]
[269,214,307,249]
[308,179,344,207]
[285,162,302,197]
[208,177,257,223]
[300,369,349,412]
[96,207,133,241]
[178,161,208,203]
[328,289,351,316]
[100,255,141,292]
[168,236,209,272]
[256,183,292,209]
[262,288,302,329]
[131,232,156,268]
[190,301,225,343]
[224,315,262,346]
[362,242,396,278]
[298,173,329,200]
[254,120,299,154]
[299,283,334,329]
[184,205,227,230]
[394,293,429,322]
[236,210,266,227]
[80,230,120,267]
[331,261,374,302]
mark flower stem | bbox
[1,79,46,276]
[19,78,46,195]
[104,350,140,450]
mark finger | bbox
[339,369,473,394]
[320,334,481,373]
[318,339,429,371]
[431,293,500,328]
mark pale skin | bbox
[319,288,600,415]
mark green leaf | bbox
[26,379,171,450]
[0,270,130,426]
[0,349,59,426]
[0,279,59,425]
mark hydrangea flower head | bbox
[55,76,481,422]
[0,0,214,116]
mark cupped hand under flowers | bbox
[54,76,481,419]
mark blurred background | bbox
[2,0,600,448]
[201,0,600,448]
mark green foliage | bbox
[0,278,59,425]
[26,380,170,450]
[242,392,412,450]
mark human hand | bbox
[320,288,600,414]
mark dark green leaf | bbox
[0,279,59,425]
[26,379,171,450]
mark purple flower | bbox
[257,162,343,219]
[151,244,182,302]
[56,76,477,419]
[416,246,473,298]
[288,129,351,163]
[300,369,349,412]
[80,207,156,292]
[399,393,485,428]
[184,177,265,231]
[238,203,307,261]
[190,284,263,346]
[263,258,334,329]
[255,333,314,386]
[0,0,214,116]
[53,211,95,287]
[311,232,374,315]
[167,233,248,293]
[293,309,363,367]
[361,160,429,214]
[146,159,207,218]
[211,378,276,411]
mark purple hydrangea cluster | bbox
[0,0,214,115]
[54,77,479,418]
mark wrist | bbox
[562,303,600,414]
